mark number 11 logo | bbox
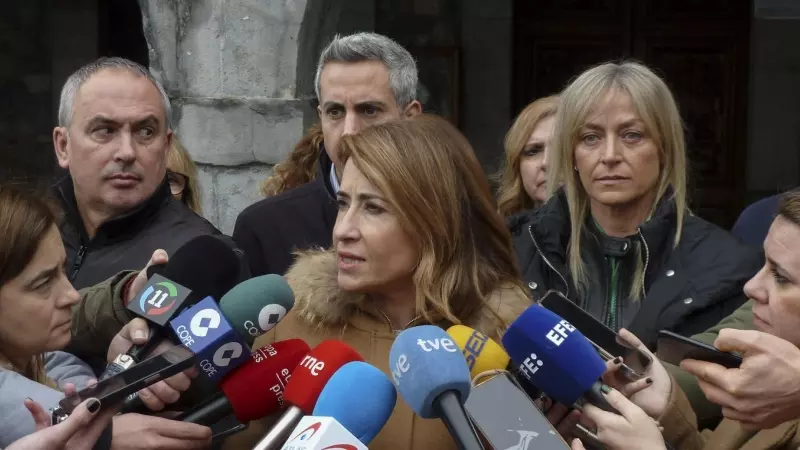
[138,281,179,316]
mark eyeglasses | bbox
[167,171,188,196]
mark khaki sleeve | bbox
[70,271,138,361]
[658,375,710,450]
[691,300,755,346]
[666,300,756,429]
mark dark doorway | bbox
[513,0,752,227]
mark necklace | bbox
[376,309,422,335]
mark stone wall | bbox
[139,0,306,234]
[138,0,379,233]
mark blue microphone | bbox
[501,305,615,412]
[168,296,251,382]
[312,361,396,444]
[389,325,485,450]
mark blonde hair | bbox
[0,185,58,388]
[167,136,203,215]
[339,115,529,331]
[496,95,559,216]
[548,62,687,299]
[260,124,324,197]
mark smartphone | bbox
[538,291,652,380]
[466,372,571,449]
[656,330,742,369]
[58,345,196,414]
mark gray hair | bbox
[57,57,172,129]
[314,32,418,108]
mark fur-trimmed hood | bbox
[285,248,531,338]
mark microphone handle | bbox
[118,393,148,415]
[434,391,486,450]
[180,395,232,426]
[98,327,164,381]
[251,405,304,450]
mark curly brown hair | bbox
[260,124,325,197]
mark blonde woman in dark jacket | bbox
[510,61,762,349]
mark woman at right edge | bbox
[509,61,762,350]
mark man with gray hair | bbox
[53,57,231,291]
[233,32,422,276]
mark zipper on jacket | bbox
[604,257,620,330]
[527,224,569,298]
[70,245,88,282]
[637,228,651,299]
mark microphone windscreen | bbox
[502,305,606,405]
[312,361,396,444]
[164,235,240,304]
[388,325,471,419]
[219,274,295,345]
[284,340,363,414]
[221,339,310,422]
[446,325,510,378]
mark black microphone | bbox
[101,235,242,381]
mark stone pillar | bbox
[138,0,308,234]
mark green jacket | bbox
[667,299,756,429]
[70,271,138,361]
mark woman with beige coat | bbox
[223,114,531,450]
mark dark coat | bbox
[232,149,338,276]
[509,189,764,349]
[56,176,236,291]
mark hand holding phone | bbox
[58,345,195,415]
[656,330,742,369]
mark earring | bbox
[574,166,578,172]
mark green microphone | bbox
[219,274,295,345]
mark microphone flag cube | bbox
[169,296,250,382]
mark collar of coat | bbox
[54,174,174,245]
[284,248,532,338]
[511,187,678,263]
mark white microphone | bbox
[280,417,366,450]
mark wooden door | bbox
[513,0,751,227]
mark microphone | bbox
[280,361,396,449]
[389,325,485,450]
[102,235,240,379]
[219,274,295,345]
[501,305,616,413]
[168,297,251,382]
[447,325,571,449]
[252,340,363,450]
[446,325,510,378]
[312,361,396,444]
[180,339,310,426]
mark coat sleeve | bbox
[232,209,269,277]
[658,375,715,450]
[691,300,755,346]
[666,300,756,429]
[70,271,138,362]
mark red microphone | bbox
[251,340,363,450]
[181,339,310,425]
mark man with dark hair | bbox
[233,32,422,276]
